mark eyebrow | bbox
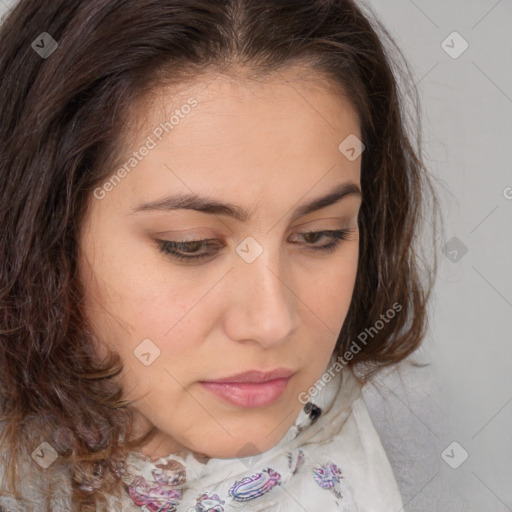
[130,182,362,223]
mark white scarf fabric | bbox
[111,356,404,512]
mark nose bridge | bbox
[247,251,288,308]
[224,236,300,345]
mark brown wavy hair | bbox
[0,0,441,509]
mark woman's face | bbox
[78,65,363,461]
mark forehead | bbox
[125,63,361,150]
[104,64,362,220]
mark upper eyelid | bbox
[156,229,357,261]
[156,229,356,252]
[160,228,354,242]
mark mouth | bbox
[199,377,292,408]
[199,368,295,408]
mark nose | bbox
[222,248,301,348]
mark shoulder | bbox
[0,443,36,512]
[0,434,72,512]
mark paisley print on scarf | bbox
[228,468,281,502]
[312,462,344,500]
[126,475,183,512]
[194,492,226,511]
[286,448,305,475]
[313,462,342,489]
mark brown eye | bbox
[156,228,355,264]
[157,238,221,261]
[290,229,355,252]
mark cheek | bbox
[301,249,359,327]
[79,232,195,328]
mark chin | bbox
[207,432,285,459]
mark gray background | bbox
[1,1,511,511]
[359,1,512,511]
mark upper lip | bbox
[201,368,295,383]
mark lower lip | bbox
[200,377,291,408]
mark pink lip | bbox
[202,368,295,383]
[200,368,295,408]
[200,377,292,408]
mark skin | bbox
[77,64,363,462]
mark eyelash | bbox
[156,229,354,262]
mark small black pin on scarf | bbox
[304,402,322,422]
